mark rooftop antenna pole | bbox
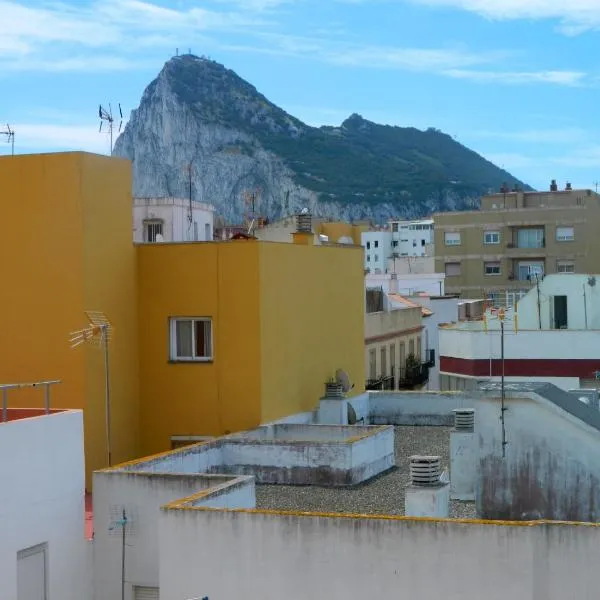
[499,309,507,458]
[0,124,15,155]
[595,181,599,193]
[98,103,123,156]
[185,162,194,239]
[69,311,114,466]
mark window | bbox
[445,262,461,277]
[366,255,371,262]
[144,219,164,242]
[556,226,574,242]
[392,223,398,232]
[557,261,575,273]
[374,240,379,248]
[392,241,398,247]
[421,239,426,246]
[390,344,396,378]
[380,347,387,377]
[204,223,211,241]
[484,261,501,276]
[444,232,461,246]
[400,239,408,243]
[170,318,212,361]
[409,339,415,356]
[374,254,379,262]
[517,261,544,281]
[366,242,371,250]
[413,240,417,247]
[552,295,568,329]
[517,228,544,248]
[193,221,199,241]
[483,231,500,245]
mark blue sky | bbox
[1,0,599,191]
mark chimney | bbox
[550,179,558,192]
[405,455,450,518]
[292,210,314,245]
[450,409,476,501]
[566,182,572,191]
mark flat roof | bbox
[255,426,475,519]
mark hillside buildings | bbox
[0,152,365,483]
[439,274,600,391]
[434,181,600,301]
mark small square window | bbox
[483,231,500,245]
[445,262,461,276]
[444,232,461,246]
[392,241,398,247]
[374,254,379,261]
[374,240,379,248]
[556,226,574,242]
[170,318,213,361]
[366,242,371,249]
[367,255,371,262]
[484,261,501,275]
[144,219,164,243]
[557,261,575,273]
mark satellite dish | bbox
[335,368,353,393]
[589,276,596,287]
[347,402,357,425]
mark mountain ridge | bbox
[115,54,530,223]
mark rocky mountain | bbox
[115,54,530,223]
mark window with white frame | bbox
[483,230,500,245]
[484,261,501,275]
[556,226,574,242]
[445,262,461,276]
[557,261,575,273]
[144,219,164,242]
[170,318,212,361]
[444,231,461,246]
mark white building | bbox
[361,230,393,273]
[133,197,215,243]
[390,218,434,257]
[439,274,600,391]
[366,271,445,297]
[0,407,88,600]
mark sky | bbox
[1,0,599,191]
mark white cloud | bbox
[408,0,600,33]
[10,123,115,154]
[444,69,587,86]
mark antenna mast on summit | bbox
[98,103,123,155]
[0,124,15,155]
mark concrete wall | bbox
[476,390,600,521]
[133,197,214,242]
[93,471,255,600]
[362,231,393,273]
[0,411,88,600]
[366,272,445,296]
[158,509,600,600]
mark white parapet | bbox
[450,409,476,501]
[318,398,349,425]
[405,456,450,518]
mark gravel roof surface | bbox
[255,425,476,519]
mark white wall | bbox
[366,272,445,296]
[158,508,600,600]
[518,273,600,330]
[93,472,255,600]
[362,231,393,273]
[476,389,600,521]
[0,411,88,600]
[133,198,214,242]
[391,219,434,257]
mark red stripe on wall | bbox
[440,356,600,378]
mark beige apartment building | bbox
[434,181,600,304]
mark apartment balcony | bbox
[505,227,546,254]
[397,363,431,390]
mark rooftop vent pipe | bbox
[453,409,475,432]
[550,179,558,192]
[566,182,572,191]
[409,455,441,487]
[296,210,312,233]
[324,381,344,399]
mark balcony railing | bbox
[397,364,430,389]
[365,376,395,391]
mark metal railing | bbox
[1,380,62,422]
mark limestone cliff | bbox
[115,54,529,223]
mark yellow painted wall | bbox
[0,152,139,484]
[258,242,365,423]
[137,241,262,456]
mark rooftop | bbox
[255,425,475,518]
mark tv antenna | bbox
[0,124,14,155]
[69,311,114,466]
[109,505,137,600]
[98,103,123,155]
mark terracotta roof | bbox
[387,293,433,317]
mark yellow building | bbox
[1,151,365,473]
[137,235,365,456]
[0,152,139,484]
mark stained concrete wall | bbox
[92,472,255,600]
[158,510,600,600]
[0,411,88,600]
[476,391,600,521]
